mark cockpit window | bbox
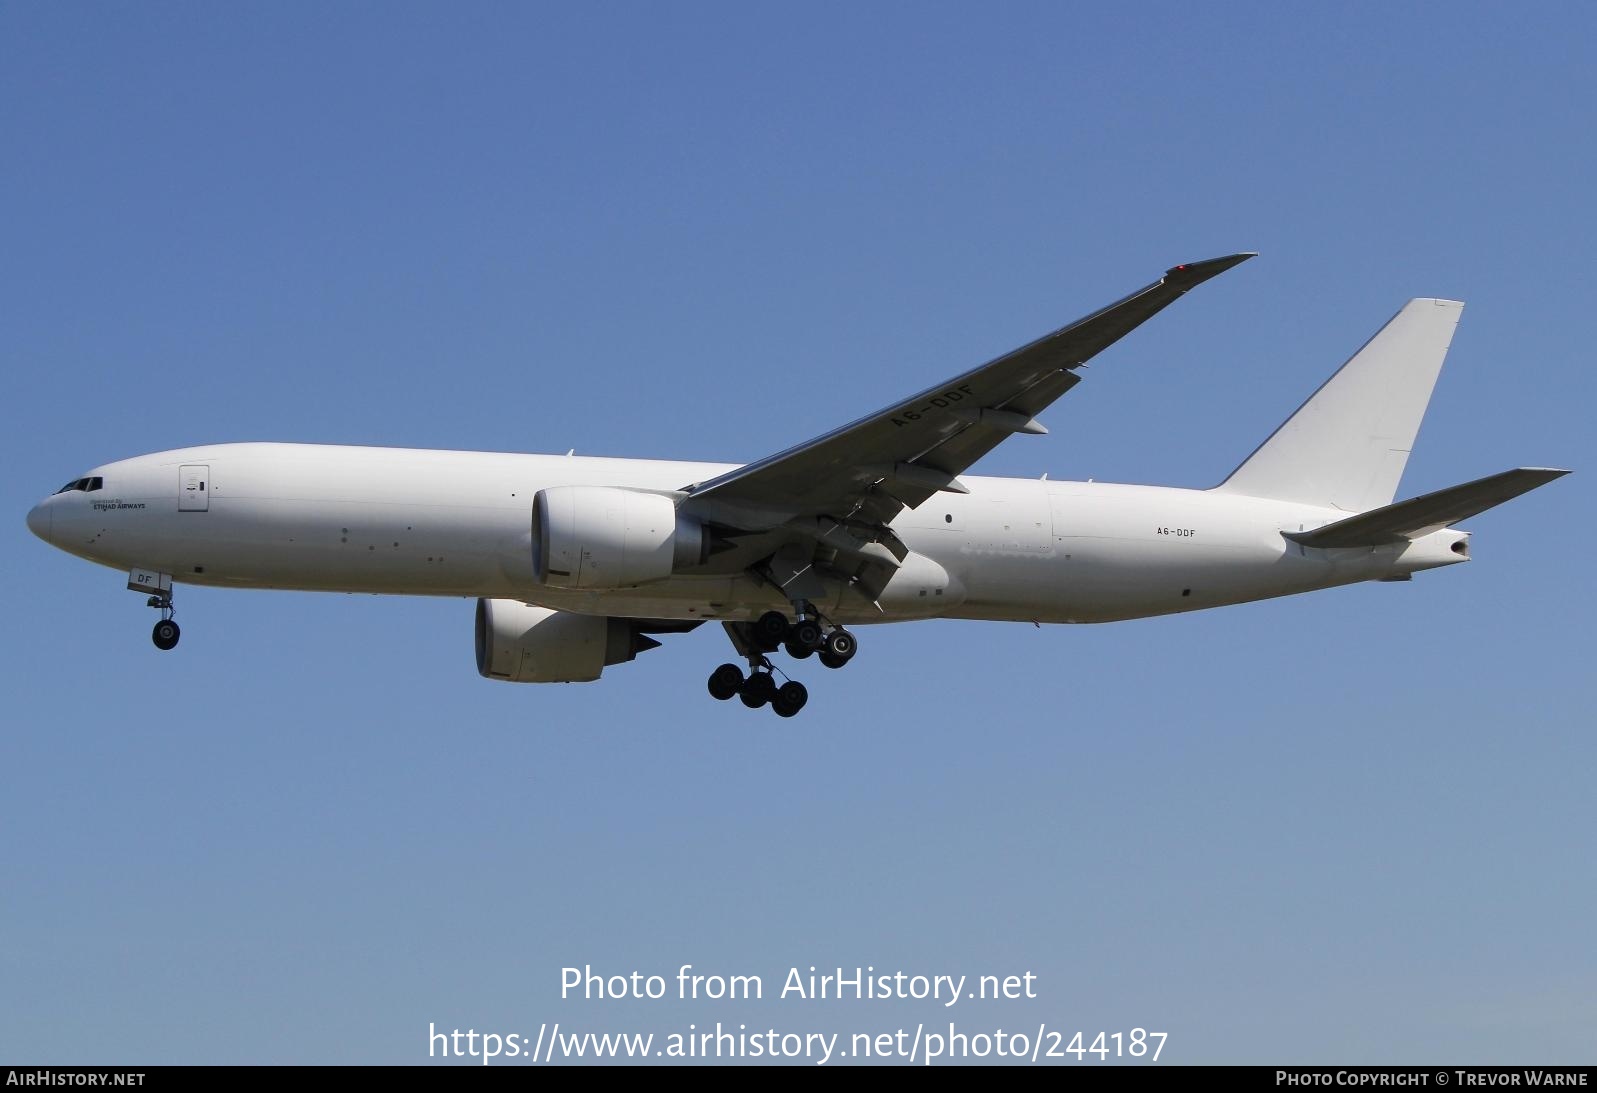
[54,477,104,494]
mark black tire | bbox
[783,637,815,660]
[739,672,777,709]
[822,628,856,662]
[708,663,744,701]
[753,610,790,651]
[152,620,181,651]
[819,651,846,670]
[772,680,808,718]
[792,619,824,650]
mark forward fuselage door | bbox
[179,464,210,511]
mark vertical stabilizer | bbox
[1216,299,1463,512]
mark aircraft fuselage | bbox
[27,441,1469,626]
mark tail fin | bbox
[1216,298,1464,512]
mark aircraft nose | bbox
[26,501,52,544]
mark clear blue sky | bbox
[3,3,1592,1065]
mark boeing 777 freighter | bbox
[26,254,1567,716]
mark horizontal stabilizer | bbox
[1285,468,1570,548]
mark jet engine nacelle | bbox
[474,599,661,683]
[532,485,708,589]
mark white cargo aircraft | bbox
[27,254,1567,717]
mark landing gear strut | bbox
[706,607,856,717]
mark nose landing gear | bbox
[147,592,180,650]
[129,568,180,651]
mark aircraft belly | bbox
[523,571,961,626]
[524,576,862,625]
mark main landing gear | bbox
[705,608,858,718]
